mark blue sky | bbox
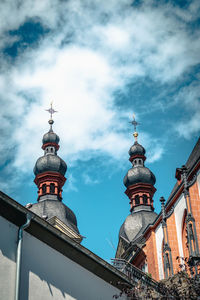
[0,0,200,261]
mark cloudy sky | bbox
[0,0,200,261]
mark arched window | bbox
[135,195,140,205]
[162,240,171,279]
[139,159,142,164]
[42,184,46,194]
[182,210,189,259]
[50,183,55,194]
[143,194,148,205]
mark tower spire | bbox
[124,116,156,212]
[130,114,140,143]
[115,116,158,260]
[34,102,66,202]
[29,104,82,242]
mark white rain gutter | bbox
[15,213,32,300]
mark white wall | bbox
[174,194,186,259]
[155,223,164,280]
[21,231,125,300]
[0,216,125,300]
[155,194,187,280]
[0,216,17,300]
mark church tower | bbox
[27,104,82,242]
[115,116,157,270]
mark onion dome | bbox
[129,142,145,157]
[30,201,80,234]
[30,103,82,243]
[124,166,156,188]
[43,130,60,145]
[34,115,66,176]
[119,210,157,242]
[115,115,157,259]
[33,103,68,199]
[123,115,156,188]
[34,155,67,176]
[42,118,60,151]
[123,115,157,212]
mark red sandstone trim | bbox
[125,183,156,198]
[129,155,146,163]
[42,142,60,151]
[34,171,66,187]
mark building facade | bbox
[115,118,200,281]
[0,191,131,300]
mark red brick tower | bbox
[34,114,67,202]
[115,115,157,271]
[28,104,82,242]
[123,117,156,213]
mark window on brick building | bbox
[42,184,46,194]
[182,210,189,259]
[143,194,148,205]
[135,195,140,205]
[50,183,55,194]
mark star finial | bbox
[45,102,58,131]
[129,114,140,142]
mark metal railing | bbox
[111,258,159,289]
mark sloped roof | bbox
[167,137,200,205]
[185,137,200,171]
[117,136,200,259]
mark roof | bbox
[186,137,200,171]
[166,137,200,206]
[29,200,80,235]
[119,209,158,243]
[0,190,132,291]
[117,136,200,258]
[145,136,200,234]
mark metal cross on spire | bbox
[46,102,58,120]
[130,114,140,142]
[45,102,58,131]
[130,114,140,131]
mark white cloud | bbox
[174,83,200,139]
[63,173,78,193]
[82,174,99,185]
[0,0,200,186]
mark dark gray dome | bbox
[34,154,67,176]
[124,166,156,187]
[29,201,80,234]
[129,142,145,157]
[43,130,60,145]
[119,210,157,242]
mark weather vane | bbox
[129,114,140,142]
[45,101,58,120]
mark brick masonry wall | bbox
[166,213,180,273]
[145,231,160,280]
[189,181,200,249]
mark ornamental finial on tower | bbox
[130,114,140,142]
[45,102,58,132]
